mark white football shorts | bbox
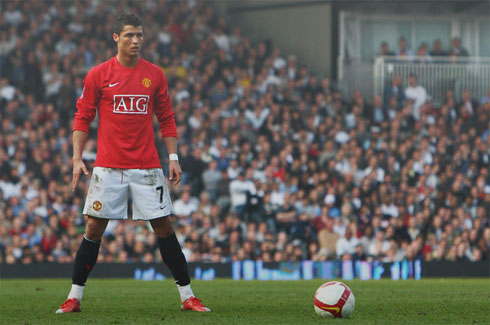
[83,167,173,220]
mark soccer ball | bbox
[313,281,355,318]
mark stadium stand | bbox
[0,0,489,266]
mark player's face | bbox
[113,25,144,57]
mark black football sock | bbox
[157,233,190,286]
[72,236,101,286]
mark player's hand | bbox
[72,157,89,191]
[168,160,182,186]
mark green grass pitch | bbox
[0,278,489,324]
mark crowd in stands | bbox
[1,0,489,266]
[378,36,471,61]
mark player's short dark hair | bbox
[113,13,142,35]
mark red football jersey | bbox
[73,56,177,169]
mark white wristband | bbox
[169,153,179,161]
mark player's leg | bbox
[56,216,108,313]
[150,217,210,312]
[71,217,109,293]
[56,167,129,314]
[150,218,192,291]
[130,168,210,312]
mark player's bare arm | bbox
[163,136,182,186]
[72,130,89,191]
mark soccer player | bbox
[56,14,210,313]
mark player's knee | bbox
[85,227,104,241]
[157,224,174,238]
[161,227,174,238]
[151,216,174,238]
[85,216,108,241]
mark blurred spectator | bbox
[3,2,23,26]
[0,77,16,101]
[383,75,405,108]
[229,172,256,215]
[480,89,490,106]
[368,230,391,260]
[395,37,414,59]
[352,244,367,261]
[405,74,427,119]
[378,42,395,56]
[336,227,360,261]
[429,39,447,57]
[414,43,432,63]
[173,191,199,219]
[368,95,387,125]
[450,37,469,57]
[459,89,478,117]
[202,160,221,202]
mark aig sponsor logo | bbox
[113,95,149,114]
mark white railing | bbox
[374,56,490,105]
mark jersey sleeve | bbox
[154,68,177,138]
[73,68,100,133]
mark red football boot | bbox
[55,298,81,313]
[181,297,211,312]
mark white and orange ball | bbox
[313,281,355,318]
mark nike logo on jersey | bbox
[109,82,119,87]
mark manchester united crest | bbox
[142,78,151,88]
[93,201,102,211]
